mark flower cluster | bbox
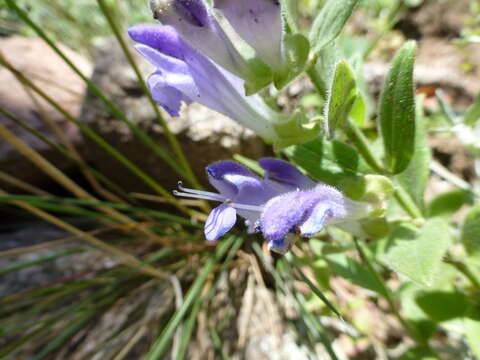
[174,158,367,254]
[129,0,317,148]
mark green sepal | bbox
[341,175,394,215]
[243,58,273,95]
[361,218,390,240]
[273,33,310,90]
[272,111,320,150]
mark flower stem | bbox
[344,118,386,174]
[362,0,405,60]
[394,186,423,219]
[445,255,480,291]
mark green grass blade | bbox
[145,236,237,360]
[5,0,191,183]
[0,249,82,276]
[96,0,201,190]
[288,257,342,318]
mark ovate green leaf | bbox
[383,219,451,286]
[427,189,473,218]
[379,41,417,174]
[415,291,469,322]
[284,137,370,186]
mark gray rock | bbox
[0,224,115,297]
[80,38,269,193]
[0,36,92,190]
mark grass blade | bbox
[145,236,237,360]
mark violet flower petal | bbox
[260,184,351,242]
[298,204,333,237]
[151,0,252,79]
[206,161,278,204]
[148,77,192,116]
[259,158,316,190]
[171,0,210,27]
[207,161,281,232]
[268,233,296,255]
[206,161,257,198]
[129,25,279,140]
[260,190,318,242]
[214,0,283,72]
[128,24,187,59]
[204,203,237,241]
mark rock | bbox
[80,38,269,194]
[0,223,115,297]
[0,36,92,191]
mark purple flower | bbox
[174,158,367,254]
[214,0,284,73]
[148,0,254,81]
[128,24,280,140]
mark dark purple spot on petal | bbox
[175,0,209,27]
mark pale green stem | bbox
[445,254,480,292]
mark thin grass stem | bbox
[0,188,167,279]
[144,236,237,360]
[96,0,201,190]
[5,0,190,182]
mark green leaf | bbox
[379,41,417,174]
[309,0,360,56]
[284,137,370,186]
[465,92,480,126]
[415,291,469,322]
[350,94,367,127]
[398,346,437,360]
[325,253,384,294]
[427,189,473,218]
[325,60,357,137]
[383,219,451,286]
[399,284,438,340]
[397,97,431,209]
[311,41,341,97]
[464,305,480,359]
[461,205,480,260]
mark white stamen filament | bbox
[173,190,225,202]
[228,202,264,212]
[175,182,225,201]
[173,182,264,213]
